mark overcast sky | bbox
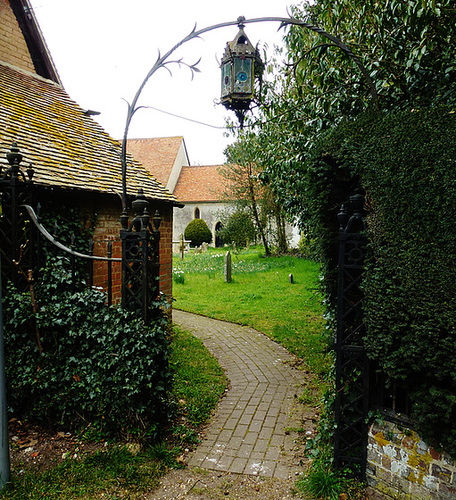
[29,1,296,165]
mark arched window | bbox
[194,207,200,219]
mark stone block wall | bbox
[367,418,456,499]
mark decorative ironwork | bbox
[119,16,378,218]
[334,187,369,478]
[0,143,35,294]
[1,144,123,306]
[120,189,161,325]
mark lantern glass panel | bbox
[233,58,253,95]
[221,62,232,98]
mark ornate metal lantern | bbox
[221,17,264,125]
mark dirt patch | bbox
[8,418,107,473]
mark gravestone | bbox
[224,251,232,283]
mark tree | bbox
[222,211,256,248]
[184,219,212,247]
[248,0,456,225]
[223,128,290,255]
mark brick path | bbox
[172,309,311,479]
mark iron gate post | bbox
[120,189,161,325]
[0,144,35,294]
[334,187,369,478]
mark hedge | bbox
[184,219,212,247]
[303,105,456,454]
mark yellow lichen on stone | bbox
[374,431,390,448]
[407,470,417,483]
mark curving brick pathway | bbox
[172,309,313,479]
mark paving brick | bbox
[174,310,310,479]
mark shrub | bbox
[3,257,173,440]
[184,219,212,247]
[222,212,255,248]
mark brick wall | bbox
[367,418,456,499]
[91,203,123,304]
[0,0,36,73]
[151,202,173,301]
[92,199,174,305]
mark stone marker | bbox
[289,273,294,284]
[179,233,185,261]
[224,251,232,283]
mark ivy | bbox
[3,257,173,440]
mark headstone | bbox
[179,233,185,261]
[224,251,232,283]
[289,273,294,284]
[202,242,208,252]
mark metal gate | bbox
[334,187,369,478]
[120,189,161,325]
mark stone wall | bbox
[367,418,456,499]
[173,201,227,247]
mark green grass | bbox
[173,246,330,378]
[169,326,228,427]
[1,328,227,500]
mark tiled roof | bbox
[173,165,230,202]
[126,137,188,187]
[0,62,175,202]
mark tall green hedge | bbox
[304,105,456,454]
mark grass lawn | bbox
[1,245,327,499]
[172,246,330,378]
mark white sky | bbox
[29,0,295,165]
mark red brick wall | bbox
[91,198,173,305]
[0,0,36,74]
[152,201,173,301]
[91,203,123,304]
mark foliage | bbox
[184,218,212,247]
[299,105,456,454]
[38,198,97,255]
[221,211,256,248]
[240,0,456,228]
[298,389,366,499]
[3,257,173,439]
[2,324,228,499]
[229,0,456,458]
[287,0,456,123]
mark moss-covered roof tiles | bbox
[0,62,176,203]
